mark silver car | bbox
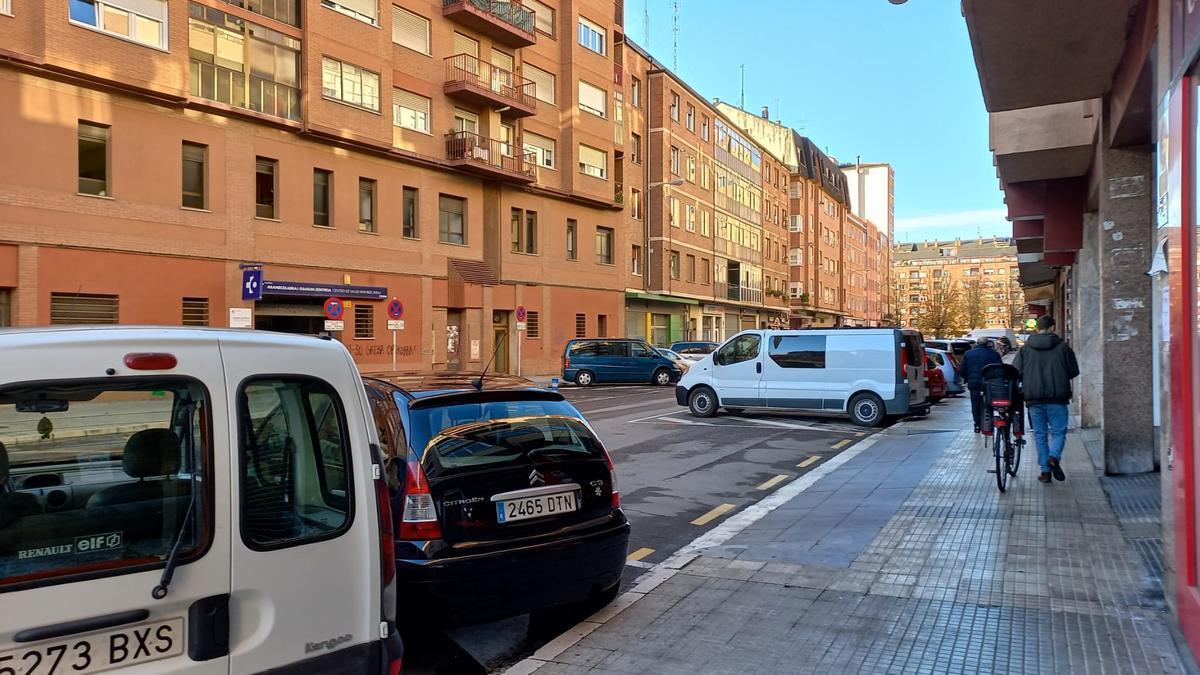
[925,347,964,396]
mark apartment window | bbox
[403,186,418,238]
[701,210,710,237]
[670,92,679,121]
[439,195,466,244]
[50,293,118,324]
[579,144,607,179]
[670,146,680,175]
[701,115,709,140]
[313,169,332,227]
[686,104,695,132]
[322,0,375,24]
[188,4,301,120]
[789,214,804,232]
[182,297,209,326]
[392,5,429,54]
[354,304,374,339]
[321,57,380,112]
[358,178,376,232]
[670,197,680,228]
[69,0,167,48]
[181,142,207,209]
[596,227,614,265]
[523,131,556,169]
[578,80,606,117]
[77,121,109,196]
[686,254,696,282]
[685,204,696,232]
[575,313,586,338]
[629,132,642,164]
[597,314,608,337]
[392,88,430,132]
[510,208,537,254]
[255,157,277,218]
[669,250,680,279]
[525,63,555,104]
[526,311,541,338]
[0,0,8,14]
[702,162,710,189]
[630,188,642,220]
[687,155,696,182]
[524,0,553,35]
[577,16,606,55]
[632,245,643,276]
[701,258,710,284]
[566,219,578,260]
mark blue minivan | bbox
[563,338,683,386]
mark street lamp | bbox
[651,178,686,188]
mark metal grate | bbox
[575,313,586,338]
[355,304,374,339]
[50,293,118,324]
[525,311,540,339]
[182,297,209,326]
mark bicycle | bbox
[981,364,1024,493]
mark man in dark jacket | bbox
[961,337,1003,433]
[1013,315,1080,483]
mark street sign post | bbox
[387,297,404,370]
[387,298,404,320]
[241,269,263,301]
[323,297,345,321]
[324,320,344,332]
[515,306,526,376]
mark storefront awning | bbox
[624,291,699,305]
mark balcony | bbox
[190,60,301,121]
[444,54,536,118]
[445,131,536,183]
[442,0,536,48]
[713,237,763,266]
[714,193,762,226]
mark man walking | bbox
[961,337,1003,433]
[1013,316,1079,483]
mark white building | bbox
[841,162,895,242]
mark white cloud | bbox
[894,208,1010,240]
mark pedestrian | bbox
[961,337,1003,433]
[1013,315,1079,483]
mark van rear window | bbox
[0,378,209,587]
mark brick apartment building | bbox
[892,237,1026,333]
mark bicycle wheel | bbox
[1008,433,1022,476]
[994,430,1008,493]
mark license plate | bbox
[0,618,184,675]
[496,490,578,523]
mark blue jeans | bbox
[1027,403,1068,472]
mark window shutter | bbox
[525,0,554,34]
[337,0,376,20]
[392,88,430,130]
[578,81,605,116]
[579,145,605,168]
[453,32,479,58]
[50,293,119,324]
[525,64,555,104]
[392,6,429,54]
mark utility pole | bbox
[740,64,745,109]
[643,0,648,48]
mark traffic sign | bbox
[516,305,527,322]
[516,321,527,331]
[387,297,404,320]
[241,269,263,301]
[387,320,405,331]
[323,297,345,321]
[324,320,344,332]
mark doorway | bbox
[492,311,510,374]
[254,298,327,335]
[447,309,463,370]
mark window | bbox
[567,219,578,260]
[240,378,351,549]
[670,250,680,279]
[439,194,466,244]
[670,197,679,228]
[354,304,374,338]
[358,178,376,232]
[578,80,606,117]
[188,4,302,120]
[0,0,8,14]
[525,310,541,338]
[524,131,555,169]
[525,0,553,35]
[670,146,680,175]
[596,226,614,264]
[579,144,607,179]
[402,186,418,238]
[392,5,429,54]
[525,63,555,104]
[670,92,679,121]
[77,121,108,196]
[392,88,430,132]
[701,258,710,284]
[575,313,586,337]
[686,104,695,132]
[630,132,642,164]
[577,15,605,55]
[632,245,643,275]
[255,157,277,219]
[182,297,209,326]
[70,0,167,48]
[181,141,206,209]
[321,57,380,112]
[627,77,641,108]
[701,210,710,236]
[511,208,537,254]
[313,169,332,227]
[50,292,118,323]
[789,248,803,265]
[686,254,696,282]
[701,115,709,140]
[768,334,827,369]
[686,204,695,231]
[714,334,760,366]
[323,0,375,24]
[630,188,642,220]
[687,155,696,182]
[789,214,803,232]
[453,108,478,134]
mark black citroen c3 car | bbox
[361,372,630,626]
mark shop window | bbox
[182,297,209,326]
[50,292,118,324]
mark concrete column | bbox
[1097,147,1155,474]
[1075,212,1104,428]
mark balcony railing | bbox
[713,282,763,305]
[443,54,536,116]
[713,236,763,266]
[714,193,762,226]
[445,131,536,182]
[442,0,536,47]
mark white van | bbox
[0,327,402,674]
[674,328,929,426]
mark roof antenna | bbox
[643,0,648,48]
[672,0,679,71]
[740,64,745,109]
[472,331,508,391]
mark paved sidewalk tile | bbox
[537,400,1186,674]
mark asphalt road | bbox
[405,383,887,674]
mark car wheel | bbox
[652,368,672,386]
[688,387,718,418]
[574,370,595,386]
[848,393,886,427]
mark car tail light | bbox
[563,356,571,370]
[375,476,396,585]
[898,344,909,380]
[398,453,442,540]
[601,447,620,510]
[124,353,177,370]
[389,658,403,675]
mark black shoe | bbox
[1038,472,1051,483]
[974,426,981,434]
[1048,457,1065,481]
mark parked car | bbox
[925,347,965,396]
[362,372,629,626]
[657,348,692,374]
[675,328,930,427]
[563,338,682,386]
[668,341,720,361]
[0,327,402,675]
[925,354,948,402]
[925,338,972,357]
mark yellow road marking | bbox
[627,547,655,562]
[856,432,867,437]
[756,474,790,491]
[797,456,820,468]
[831,439,851,450]
[691,503,736,526]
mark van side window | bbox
[240,378,353,550]
[769,335,827,369]
[595,341,628,357]
[715,335,761,366]
[569,342,598,357]
[629,342,653,357]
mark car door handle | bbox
[14,609,150,643]
[756,362,762,374]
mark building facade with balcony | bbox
[891,237,1025,334]
[0,0,631,375]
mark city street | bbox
[404,384,888,673]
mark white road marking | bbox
[733,416,858,433]
[625,559,654,569]
[625,410,690,424]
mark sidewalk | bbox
[512,399,1188,674]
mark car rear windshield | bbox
[673,343,716,355]
[0,378,209,587]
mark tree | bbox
[961,277,985,330]
[1004,284,1027,330]
[913,279,964,337]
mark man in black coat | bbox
[961,337,1003,433]
[1013,315,1080,483]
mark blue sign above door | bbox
[261,280,388,300]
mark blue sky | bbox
[624,1,1007,243]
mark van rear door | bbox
[0,331,231,675]
[900,330,928,406]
